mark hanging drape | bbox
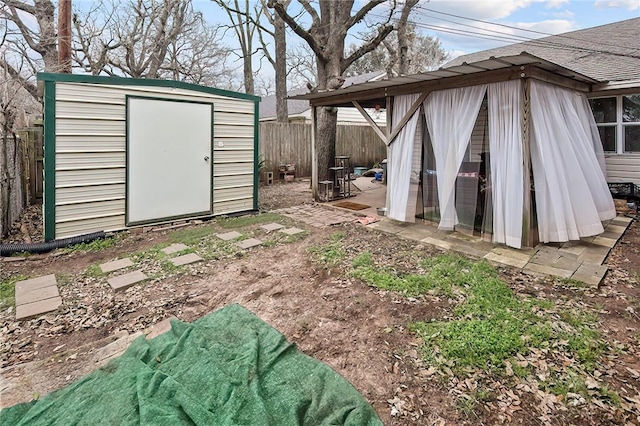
[530,80,616,242]
[423,85,487,230]
[488,80,524,248]
[387,93,421,221]
[578,94,608,180]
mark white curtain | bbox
[424,85,487,230]
[488,80,524,248]
[387,93,421,221]
[530,80,616,242]
[578,94,608,179]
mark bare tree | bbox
[212,0,261,94]
[257,0,290,122]
[1,0,59,95]
[0,62,28,237]
[72,0,236,87]
[346,24,448,77]
[268,0,397,185]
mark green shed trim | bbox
[37,73,261,103]
[43,80,56,241]
[253,101,260,211]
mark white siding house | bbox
[39,74,260,240]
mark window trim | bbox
[590,93,640,154]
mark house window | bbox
[589,94,640,153]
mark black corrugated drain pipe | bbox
[0,231,106,257]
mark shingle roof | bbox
[259,71,385,119]
[445,17,640,82]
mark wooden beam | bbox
[385,96,392,138]
[527,66,592,92]
[307,66,525,107]
[352,101,387,143]
[386,90,430,146]
[311,105,318,201]
[521,78,536,248]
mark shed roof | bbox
[445,17,640,83]
[37,73,261,102]
[290,53,598,107]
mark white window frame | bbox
[590,94,640,154]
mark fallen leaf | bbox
[585,376,599,390]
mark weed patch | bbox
[0,275,26,309]
[61,236,117,254]
[169,225,218,245]
[307,232,345,268]
[350,251,615,407]
[217,213,283,229]
[85,265,106,278]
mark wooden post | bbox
[311,105,318,201]
[58,0,72,73]
[385,96,393,208]
[521,78,535,247]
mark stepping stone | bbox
[217,231,242,241]
[14,275,61,320]
[236,238,263,249]
[421,236,453,250]
[592,236,617,248]
[161,243,189,255]
[571,263,608,287]
[16,297,62,320]
[100,258,133,273]
[261,223,285,232]
[279,227,305,236]
[170,253,203,267]
[107,270,148,292]
[15,274,57,294]
[484,252,528,269]
[16,285,60,305]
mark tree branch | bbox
[0,57,37,99]
[298,0,319,27]
[346,0,386,30]
[341,24,393,72]
[268,0,320,58]
[4,0,35,15]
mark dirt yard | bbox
[1,181,639,425]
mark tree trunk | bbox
[37,0,59,72]
[397,0,418,76]
[274,10,288,122]
[0,135,10,237]
[314,56,342,182]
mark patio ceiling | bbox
[290,53,601,108]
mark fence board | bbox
[259,123,387,179]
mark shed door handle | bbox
[204,156,210,162]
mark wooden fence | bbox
[259,123,387,178]
[17,127,43,205]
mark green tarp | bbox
[1,304,382,425]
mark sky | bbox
[420,0,640,60]
[200,0,639,65]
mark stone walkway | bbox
[11,224,295,320]
[276,204,361,228]
[278,204,627,286]
[366,215,633,286]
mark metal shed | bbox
[38,74,260,241]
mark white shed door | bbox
[127,97,213,225]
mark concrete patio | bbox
[323,177,634,286]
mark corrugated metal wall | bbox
[53,82,255,238]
